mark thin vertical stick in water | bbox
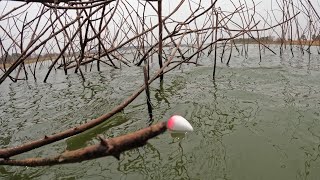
[213,11,218,80]
[226,42,233,66]
[143,65,153,122]
[157,0,164,82]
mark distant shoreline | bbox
[1,40,319,70]
[232,40,320,47]
[0,57,51,69]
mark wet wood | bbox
[0,122,167,166]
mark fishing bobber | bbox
[167,115,193,132]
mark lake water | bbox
[1,45,320,179]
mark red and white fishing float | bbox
[166,115,193,132]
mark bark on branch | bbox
[0,122,167,166]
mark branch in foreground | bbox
[0,122,167,166]
[0,115,193,166]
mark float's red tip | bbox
[167,116,175,130]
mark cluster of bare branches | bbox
[0,0,306,84]
[265,0,320,56]
[0,0,318,166]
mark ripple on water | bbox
[2,46,320,179]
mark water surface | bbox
[1,45,320,179]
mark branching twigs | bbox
[0,0,305,81]
[0,9,78,84]
[0,2,28,21]
[0,0,317,166]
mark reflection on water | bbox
[170,132,186,139]
[1,46,320,179]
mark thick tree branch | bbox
[0,122,167,166]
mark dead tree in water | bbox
[0,0,315,166]
[0,0,304,83]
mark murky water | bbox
[1,45,320,179]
